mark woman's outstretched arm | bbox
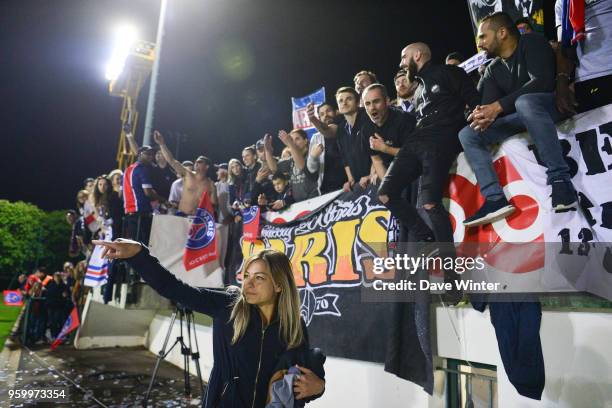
[93,239,234,317]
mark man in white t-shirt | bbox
[168,160,193,215]
[555,0,612,113]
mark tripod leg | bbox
[188,311,205,397]
[144,308,178,407]
[181,309,191,396]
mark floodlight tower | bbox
[106,26,155,170]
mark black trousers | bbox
[378,134,459,243]
[124,213,153,245]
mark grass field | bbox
[0,303,22,350]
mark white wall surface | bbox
[146,308,612,408]
[437,307,612,408]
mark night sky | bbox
[0,0,556,211]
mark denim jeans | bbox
[458,93,570,200]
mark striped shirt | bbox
[123,162,153,214]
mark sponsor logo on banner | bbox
[183,192,218,271]
[291,87,326,139]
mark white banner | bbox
[148,215,225,288]
[449,104,612,297]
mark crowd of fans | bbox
[11,7,611,344]
[14,262,86,345]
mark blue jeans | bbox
[459,93,570,200]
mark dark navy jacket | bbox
[127,248,323,408]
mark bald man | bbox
[376,41,479,276]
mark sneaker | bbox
[551,180,577,211]
[463,197,516,227]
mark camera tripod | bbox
[144,305,205,407]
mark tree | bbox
[0,200,72,289]
[39,209,72,274]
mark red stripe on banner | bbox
[123,163,137,213]
[86,268,108,276]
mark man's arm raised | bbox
[125,133,139,156]
[306,103,338,139]
[153,130,187,177]
[264,133,278,172]
[278,130,306,170]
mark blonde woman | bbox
[93,239,325,407]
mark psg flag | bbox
[183,191,218,271]
[50,307,80,350]
[3,290,24,306]
[242,206,261,242]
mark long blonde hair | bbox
[230,250,304,348]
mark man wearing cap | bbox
[154,130,217,216]
[123,145,168,243]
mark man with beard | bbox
[394,69,418,113]
[377,42,480,247]
[459,12,577,227]
[306,102,347,193]
[153,131,217,216]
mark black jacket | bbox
[412,61,480,132]
[127,248,323,408]
[479,33,555,114]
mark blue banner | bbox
[291,87,326,139]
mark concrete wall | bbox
[74,294,157,349]
[436,307,612,408]
[146,314,443,408]
[147,308,612,407]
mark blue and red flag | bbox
[242,205,261,242]
[183,191,218,271]
[3,290,23,306]
[291,87,326,139]
[50,306,80,350]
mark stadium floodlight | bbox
[105,24,138,81]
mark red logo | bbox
[446,155,544,273]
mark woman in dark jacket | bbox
[93,239,325,408]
